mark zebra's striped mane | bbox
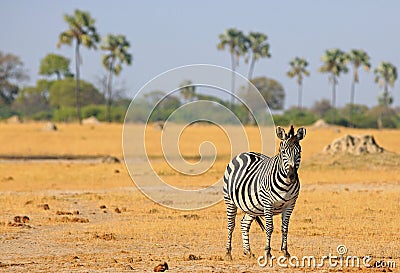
[284,125,299,145]
[287,125,295,139]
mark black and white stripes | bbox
[223,125,306,259]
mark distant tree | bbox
[195,93,227,106]
[39,53,72,80]
[0,51,28,105]
[143,90,181,122]
[346,49,370,127]
[287,57,310,108]
[340,103,369,127]
[179,80,196,102]
[247,76,285,110]
[369,105,399,128]
[33,79,53,100]
[278,107,318,126]
[311,99,332,118]
[318,48,348,121]
[49,78,104,109]
[13,84,51,117]
[374,61,397,129]
[374,61,397,108]
[217,28,249,107]
[57,9,100,123]
[143,90,166,105]
[101,34,132,122]
[246,32,271,79]
[96,74,126,104]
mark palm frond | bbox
[287,57,310,82]
[100,34,132,75]
[57,32,73,48]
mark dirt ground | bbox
[0,122,399,272]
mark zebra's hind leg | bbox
[240,213,256,258]
[225,201,237,261]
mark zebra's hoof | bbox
[282,250,290,258]
[264,247,272,260]
[244,251,255,259]
[225,253,233,261]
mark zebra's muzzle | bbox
[287,165,298,183]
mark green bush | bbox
[324,108,349,127]
[52,107,77,122]
[51,105,126,123]
[31,110,53,121]
[124,101,151,123]
[0,105,17,119]
[272,115,290,126]
[232,105,252,125]
[393,114,400,128]
[363,106,400,129]
[110,106,127,122]
[281,108,318,126]
[49,78,104,108]
[148,95,181,122]
[352,114,378,128]
[82,105,106,121]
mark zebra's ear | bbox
[276,126,286,140]
[296,127,306,141]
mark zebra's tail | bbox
[255,216,265,232]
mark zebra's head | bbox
[276,125,306,182]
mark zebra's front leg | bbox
[281,204,295,258]
[264,206,274,259]
[225,202,237,261]
[240,213,255,258]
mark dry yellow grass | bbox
[2,121,399,158]
[0,122,123,157]
[0,122,399,272]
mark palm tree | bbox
[57,9,100,124]
[346,49,370,127]
[217,28,248,108]
[374,61,397,108]
[287,57,310,109]
[318,48,348,122]
[246,32,271,80]
[179,80,196,102]
[101,34,132,122]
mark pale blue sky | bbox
[1,1,399,109]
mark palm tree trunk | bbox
[230,52,236,110]
[106,60,114,123]
[350,80,356,127]
[377,81,389,129]
[384,82,389,109]
[331,74,336,123]
[248,56,256,80]
[75,41,82,124]
[298,82,303,109]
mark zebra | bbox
[223,125,306,260]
